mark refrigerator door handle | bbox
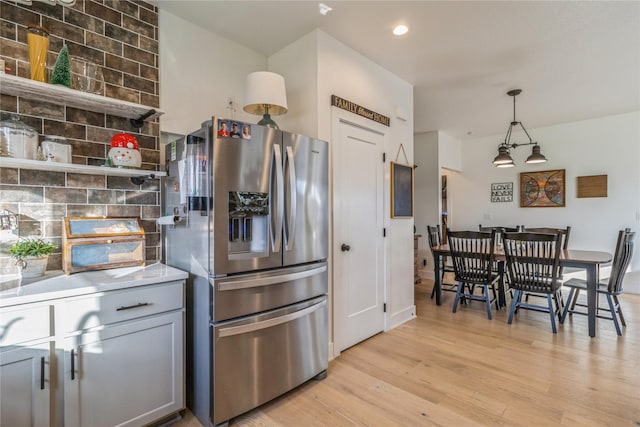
[271,144,284,251]
[217,265,327,291]
[284,145,297,251]
[216,299,326,338]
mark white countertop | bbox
[0,263,188,308]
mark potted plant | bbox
[8,237,56,278]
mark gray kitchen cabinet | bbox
[62,280,184,427]
[0,303,54,427]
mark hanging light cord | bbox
[500,92,536,150]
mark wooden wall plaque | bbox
[577,175,608,198]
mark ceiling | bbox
[154,1,640,140]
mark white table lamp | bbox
[243,71,288,129]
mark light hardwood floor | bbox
[174,278,640,426]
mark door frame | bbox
[330,107,390,359]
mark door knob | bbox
[341,243,350,252]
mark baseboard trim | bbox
[387,304,416,330]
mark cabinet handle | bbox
[70,349,75,381]
[40,356,45,390]
[116,302,150,311]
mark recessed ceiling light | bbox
[318,3,332,15]
[393,25,408,36]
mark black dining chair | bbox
[560,229,635,336]
[522,226,571,253]
[427,224,457,299]
[447,229,500,320]
[521,226,571,315]
[478,225,520,303]
[502,231,563,333]
[478,225,521,248]
[478,225,521,233]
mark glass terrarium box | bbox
[62,217,145,275]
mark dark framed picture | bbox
[491,182,513,203]
[520,169,565,207]
[390,162,413,218]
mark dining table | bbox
[431,244,613,337]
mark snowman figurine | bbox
[108,133,142,168]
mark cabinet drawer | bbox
[0,304,52,347]
[62,280,184,333]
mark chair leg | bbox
[492,285,500,311]
[508,290,519,324]
[430,283,436,299]
[547,294,557,333]
[606,294,622,336]
[452,282,463,313]
[483,284,492,320]
[570,288,580,310]
[613,295,626,326]
[554,289,564,319]
[560,287,576,324]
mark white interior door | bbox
[333,118,385,353]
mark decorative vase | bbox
[16,255,49,278]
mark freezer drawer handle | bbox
[217,299,326,338]
[217,265,327,291]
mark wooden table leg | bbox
[585,264,599,338]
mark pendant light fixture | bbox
[492,89,547,168]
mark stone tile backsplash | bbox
[0,0,161,274]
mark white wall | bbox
[450,111,640,271]
[438,132,462,172]
[414,131,440,276]
[268,30,416,331]
[158,10,266,135]
[317,31,415,330]
[267,32,318,137]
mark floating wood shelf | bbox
[0,73,164,122]
[0,157,166,179]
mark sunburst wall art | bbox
[519,169,565,208]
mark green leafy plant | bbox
[8,238,56,259]
[50,44,71,87]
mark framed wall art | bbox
[519,169,565,208]
[390,161,414,218]
[491,182,513,203]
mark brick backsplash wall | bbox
[0,0,161,275]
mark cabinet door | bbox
[0,342,52,427]
[64,311,183,427]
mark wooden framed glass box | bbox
[62,217,145,275]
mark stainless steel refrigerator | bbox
[163,118,329,427]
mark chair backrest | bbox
[446,229,496,285]
[427,224,442,249]
[607,229,635,294]
[479,225,520,248]
[522,226,571,250]
[502,232,562,293]
[479,225,520,233]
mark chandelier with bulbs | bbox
[493,89,547,168]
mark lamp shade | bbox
[493,145,514,165]
[243,71,288,116]
[525,144,547,164]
